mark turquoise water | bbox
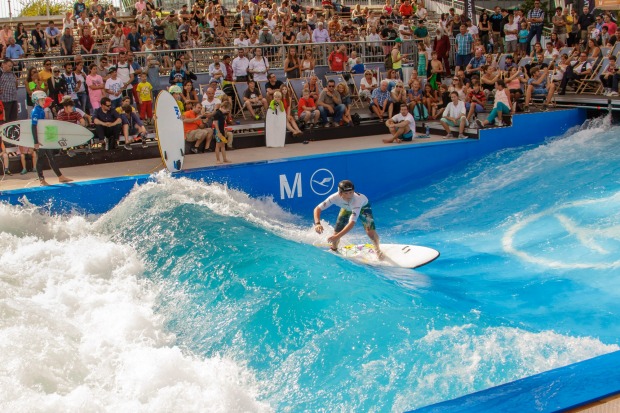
[2,118,620,412]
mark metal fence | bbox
[11,40,424,84]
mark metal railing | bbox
[11,40,423,84]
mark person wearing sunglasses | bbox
[93,96,122,150]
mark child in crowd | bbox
[136,72,154,124]
[212,101,232,164]
[104,67,124,109]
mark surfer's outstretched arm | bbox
[313,205,324,234]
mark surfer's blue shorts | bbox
[335,204,376,232]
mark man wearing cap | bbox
[312,22,330,43]
[104,66,124,109]
[163,11,180,50]
[499,55,516,71]
[313,179,383,258]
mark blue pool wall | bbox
[0,109,586,216]
[3,108,620,411]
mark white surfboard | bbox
[0,120,93,149]
[154,91,185,172]
[265,106,287,147]
[332,243,440,269]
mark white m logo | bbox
[279,173,302,199]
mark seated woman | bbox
[504,66,526,110]
[389,80,408,119]
[359,70,378,101]
[480,65,500,98]
[475,79,513,128]
[277,86,303,136]
[335,82,353,126]
[422,83,440,119]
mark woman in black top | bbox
[15,22,29,55]
[282,26,296,45]
[283,47,300,79]
[478,13,490,51]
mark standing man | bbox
[552,7,568,45]
[248,47,269,82]
[490,6,504,53]
[455,24,474,72]
[30,91,73,185]
[116,51,135,103]
[313,180,383,258]
[525,0,545,55]
[0,58,18,123]
[163,11,180,50]
[577,6,594,44]
[232,48,250,82]
[503,13,519,55]
[60,27,75,57]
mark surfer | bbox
[313,180,383,259]
[30,91,73,186]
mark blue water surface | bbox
[97,118,620,412]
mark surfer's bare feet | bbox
[58,176,73,183]
[39,179,50,186]
[376,250,385,260]
[216,160,223,164]
[223,159,231,163]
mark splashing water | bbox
[2,119,620,412]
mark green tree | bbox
[18,0,73,17]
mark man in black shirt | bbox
[93,96,122,150]
[265,73,283,104]
[577,5,594,44]
[380,21,398,55]
[30,23,46,54]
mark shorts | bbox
[215,131,231,144]
[455,53,472,68]
[334,204,376,233]
[465,102,484,113]
[440,116,468,127]
[401,130,413,141]
[186,129,208,142]
[532,87,548,96]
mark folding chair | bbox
[351,73,366,107]
[232,81,249,119]
[576,58,608,94]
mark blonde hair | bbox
[273,91,282,99]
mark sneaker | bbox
[610,91,619,96]
[142,140,148,148]
[190,147,199,154]
[496,120,504,127]
[324,122,331,128]
[4,168,12,176]
[313,123,320,128]
[523,105,530,113]
[20,168,28,175]
[444,133,454,139]
[104,137,109,151]
[254,114,260,120]
[124,144,133,151]
[458,134,467,139]
[542,104,548,112]
[67,149,76,157]
[475,119,484,129]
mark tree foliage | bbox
[18,0,74,17]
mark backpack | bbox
[351,112,361,126]
[384,52,393,70]
[413,103,429,121]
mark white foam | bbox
[0,203,271,412]
[402,117,617,230]
[392,324,619,412]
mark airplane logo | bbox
[310,168,334,195]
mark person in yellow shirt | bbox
[136,72,153,124]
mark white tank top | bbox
[495,88,510,108]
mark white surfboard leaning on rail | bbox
[331,243,440,269]
[154,91,185,172]
[265,105,287,147]
[0,120,93,149]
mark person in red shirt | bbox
[79,31,98,55]
[399,0,413,19]
[297,87,320,127]
[328,45,347,72]
[182,104,212,154]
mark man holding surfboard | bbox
[313,180,383,259]
[30,91,73,186]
